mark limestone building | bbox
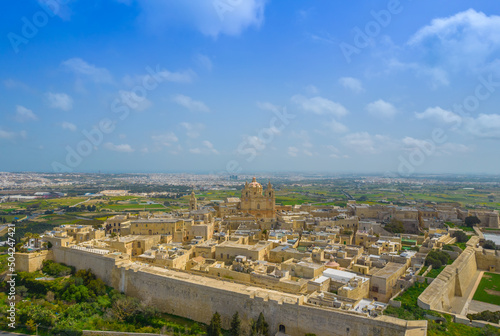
[240,177,276,219]
[189,191,198,211]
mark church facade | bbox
[240,177,276,219]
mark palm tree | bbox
[24,232,33,247]
[33,233,41,248]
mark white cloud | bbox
[341,132,395,154]
[127,68,196,87]
[190,140,219,155]
[290,130,312,147]
[119,90,152,111]
[0,129,27,140]
[46,92,73,111]
[156,69,196,83]
[37,0,72,20]
[62,58,113,83]
[291,95,348,117]
[408,9,500,74]
[133,0,267,38]
[194,54,213,71]
[180,122,205,138]
[257,101,281,114]
[287,146,299,157]
[387,59,450,88]
[304,85,319,95]
[327,120,348,133]
[104,142,134,152]
[402,137,472,156]
[173,94,210,112]
[415,106,462,125]
[202,140,219,154]
[0,130,16,140]
[416,106,500,139]
[326,145,341,158]
[4,79,31,91]
[339,77,364,93]
[61,121,77,132]
[15,105,38,122]
[152,132,179,146]
[463,113,500,138]
[365,100,398,119]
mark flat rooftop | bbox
[372,262,405,279]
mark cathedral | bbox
[240,177,276,219]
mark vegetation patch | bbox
[0,264,207,336]
[473,272,500,306]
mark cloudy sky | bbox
[1,0,500,175]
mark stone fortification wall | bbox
[475,248,500,271]
[14,250,53,272]
[418,246,477,311]
[114,263,425,336]
[52,247,123,286]
[33,247,426,336]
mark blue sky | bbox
[1,0,500,176]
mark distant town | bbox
[1,173,499,335]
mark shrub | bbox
[425,250,450,269]
[465,216,481,227]
[483,240,498,250]
[467,310,500,324]
[42,260,73,277]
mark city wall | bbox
[15,250,53,273]
[475,248,500,271]
[42,247,426,336]
[417,235,500,312]
[417,246,477,311]
[52,247,123,287]
[113,263,425,336]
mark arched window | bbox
[257,204,260,209]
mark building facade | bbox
[240,177,275,219]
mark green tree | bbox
[465,216,481,228]
[252,313,268,336]
[207,312,222,336]
[453,230,468,243]
[483,240,497,250]
[33,233,41,248]
[425,250,450,269]
[384,219,405,234]
[230,312,241,336]
[24,232,33,243]
[110,296,141,322]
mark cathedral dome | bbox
[248,177,262,188]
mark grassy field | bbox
[385,281,499,336]
[426,266,446,279]
[0,197,88,211]
[104,204,167,211]
[473,272,500,306]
